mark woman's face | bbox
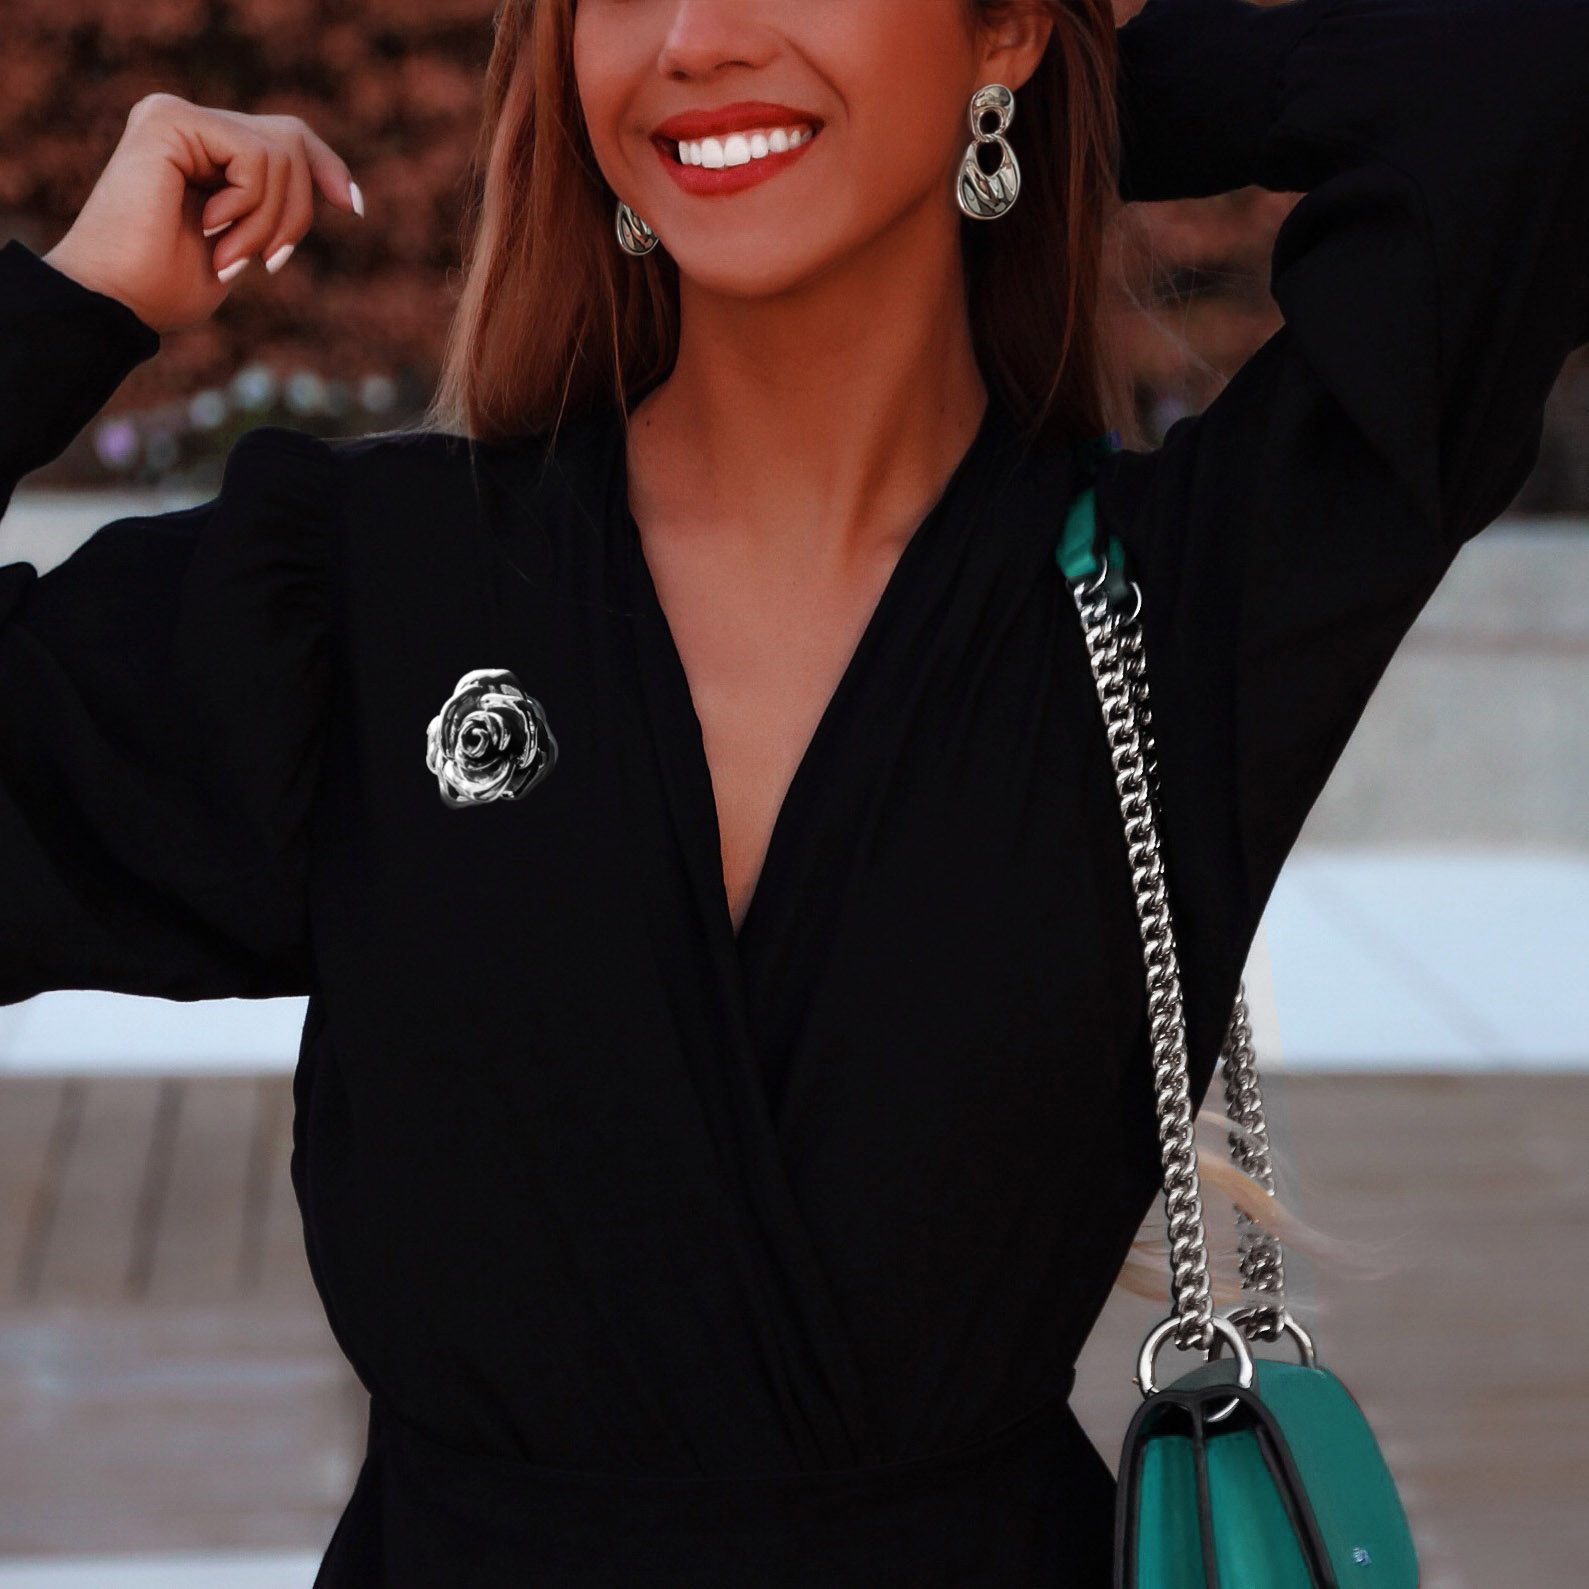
[572,0,1052,299]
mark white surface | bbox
[1,488,208,577]
[1,849,1585,1075]
[0,1556,318,1588]
[1262,849,1589,1069]
[0,992,307,1075]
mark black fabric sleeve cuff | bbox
[0,238,162,489]
[1116,0,1329,202]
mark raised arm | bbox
[0,241,336,1004]
[0,91,359,1005]
[0,244,161,514]
[1092,0,1589,1070]
[1112,0,1589,532]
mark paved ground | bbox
[0,1073,1583,1585]
[0,1076,363,1562]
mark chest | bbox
[325,430,1180,1078]
[638,526,910,936]
[316,438,1202,1305]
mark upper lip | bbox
[652,101,823,143]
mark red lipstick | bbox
[652,101,822,142]
[650,102,824,199]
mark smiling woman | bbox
[2,0,1588,1585]
[430,0,1123,450]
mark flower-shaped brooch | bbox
[425,668,558,808]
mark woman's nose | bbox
[654,0,776,81]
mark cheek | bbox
[829,4,978,198]
[571,5,644,181]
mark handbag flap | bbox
[1118,1387,1327,1589]
[1157,1360,1419,1586]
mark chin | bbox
[667,236,842,301]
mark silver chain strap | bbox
[1220,997,1288,1340]
[1068,546,1288,1352]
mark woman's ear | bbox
[976,0,1057,95]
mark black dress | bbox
[2,0,1585,1581]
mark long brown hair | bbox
[422,0,1130,452]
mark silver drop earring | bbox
[615,199,659,257]
[956,83,1020,220]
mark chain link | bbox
[1219,994,1288,1338]
[1071,569,1214,1352]
[1070,556,1288,1350]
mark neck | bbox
[625,201,989,570]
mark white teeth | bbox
[675,124,814,168]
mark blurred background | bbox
[0,1,1586,1586]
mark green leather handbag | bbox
[1057,484,1420,1589]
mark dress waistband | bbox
[316,1387,1116,1587]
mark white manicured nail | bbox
[349,180,365,218]
[216,257,251,284]
[202,220,234,238]
[264,242,296,274]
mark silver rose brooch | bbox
[424,668,558,808]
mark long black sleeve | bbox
[0,240,162,511]
[0,239,337,1004]
[1097,0,1589,1078]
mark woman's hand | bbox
[42,93,362,336]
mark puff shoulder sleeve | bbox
[0,239,336,1004]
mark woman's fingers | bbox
[45,93,360,333]
[209,131,287,281]
[188,111,362,284]
[299,123,363,218]
[262,133,316,273]
[189,121,275,279]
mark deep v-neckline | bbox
[610,394,1006,957]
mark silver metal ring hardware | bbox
[1226,1307,1318,1369]
[1079,551,1144,625]
[1199,1308,1318,1424]
[1136,1313,1256,1400]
